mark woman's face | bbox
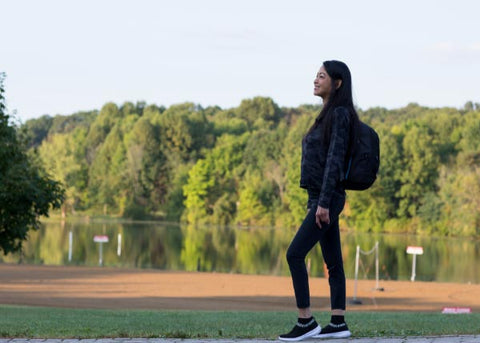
[313,65,332,100]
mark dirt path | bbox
[1,264,478,312]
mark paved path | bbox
[1,337,480,343]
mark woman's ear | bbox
[335,79,342,89]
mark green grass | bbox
[1,305,479,339]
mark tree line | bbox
[21,98,480,237]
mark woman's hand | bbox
[315,206,330,228]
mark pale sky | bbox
[1,0,480,122]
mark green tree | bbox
[0,73,64,254]
[345,126,402,232]
[236,171,278,226]
[157,103,213,163]
[38,128,89,214]
[436,165,480,236]
[235,96,282,129]
[20,115,53,148]
[280,108,314,227]
[209,109,248,136]
[123,117,167,217]
[456,111,480,166]
[88,123,128,213]
[182,159,215,224]
[397,122,440,218]
[85,102,121,164]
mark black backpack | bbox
[343,120,380,190]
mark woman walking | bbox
[279,60,358,341]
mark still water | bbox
[1,221,479,284]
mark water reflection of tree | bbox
[181,224,216,271]
[120,223,183,269]
[235,228,273,274]
[4,221,480,285]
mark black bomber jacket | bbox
[300,106,351,209]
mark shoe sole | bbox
[312,330,351,339]
[278,326,321,341]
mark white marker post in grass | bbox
[94,235,109,266]
[406,246,423,282]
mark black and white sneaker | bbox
[278,318,321,341]
[313,322,351,339]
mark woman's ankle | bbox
[298,307,312,318]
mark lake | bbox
[1,220,479,284]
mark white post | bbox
[94,235,109,267]
[68,231,73,262]
[349,245,362,304]
[406,246,423,282]
[411,254,417,282]
[375,241,379,290]
[99,243,103,266]
[117,234,122,256]
[354,245,360,290]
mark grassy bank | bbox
[1,305,479,338]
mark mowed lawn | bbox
[1,305,479,339]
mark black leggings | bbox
[286,190,346,310]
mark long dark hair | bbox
[308,60,359,143]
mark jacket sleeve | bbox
[318,107,350,208]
